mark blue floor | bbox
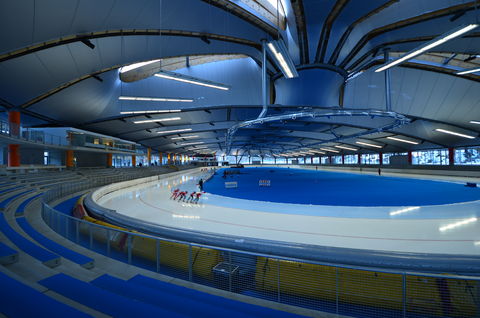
[204,167,480,206]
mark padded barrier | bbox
[255,257,478,317]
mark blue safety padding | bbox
[0,242,17,259]
[16,217,93,268]
[92,274,255,318]
[0,213,59,264]
[16,192,44,214]
[0,271,92,318]
[38,274,189,318]
[129,274,305,318]
[0,189,34,209]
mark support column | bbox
[8,144,20,167]
[66,150,74,168]
[384,49,392,112]
[167,153,171,164]
[159,152,163,165]
[379,152,383,166]
[132,155,136,167]
[357,153,361,165]
[147,147,151,166]
[106,153,112,167]
[448,147,454,166]
[407,151,412,165]
[8,111,21,167]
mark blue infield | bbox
[203,167,480,206]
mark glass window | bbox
[43,151,49,165]
[361,153,380,165]
[312,157,320,164]
[332,155,343,164]
[412,149,449,165]
[454,147,480,165]
[382,152,408,165]
[298,158,304,164]
[233,0,286,30]
[320,156,329,164]
[344,154,358,164]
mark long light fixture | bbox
[266,40,299,79]
[171,135,199,140]
[375,24,479,73]
[435,128,475,139]
[120,110,181,115]
[119,59,161,73]
[155,70,230,91]
[457,67,480,75]
[119,96,193,102]
[386,136,419,145]
[439,217,477,232]
[356,141,383,148]
[179,142,204,146]
[133,117,181,124]
[335,145,358,151]
[157,128,192,134]
[470,120,480,125]
[320,148,340,153]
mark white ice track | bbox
[96,169,480,256]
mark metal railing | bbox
[40,174,480,318]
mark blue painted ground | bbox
[204,167,480,206]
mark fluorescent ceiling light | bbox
[133,117,181,124]
[435,128,475,139]
[189,146,208,150]
[119,59,161,73]
[470,120,480,125]
[439,217,477,232]
[386,136,419,145]
[179,142,204,146]
[120,110,181,114]
[157,128,192,134]
[389,206,420,216]
[266,40,299,79]
[375,24,478,73]
[457,67,480,75]
[356,141,383,148]
[320,148,340,153]
[335,145,358,151]
[119,96,193,102]
[171,135,199,140]
[155,71,229,90]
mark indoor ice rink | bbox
[1,1,480,318]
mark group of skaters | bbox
[170,188,203,203]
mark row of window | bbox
[218,147,480,166]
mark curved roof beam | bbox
[0,29,260,64]
[329,0,399,65]
[314,0,351,64]
[290,0,309,64]
[339,1,477,69]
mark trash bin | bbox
[212,262,239,291]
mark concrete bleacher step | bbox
[15,192,44,215]
[17,217,94,269]
[38,273,189,318]
[0,213,60,267]
[0,270,91,318]
[0,185,24,195]
[0,241,18,265]
[92,274,255,318]
[129,275,304,318]
[0,189,35,210]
